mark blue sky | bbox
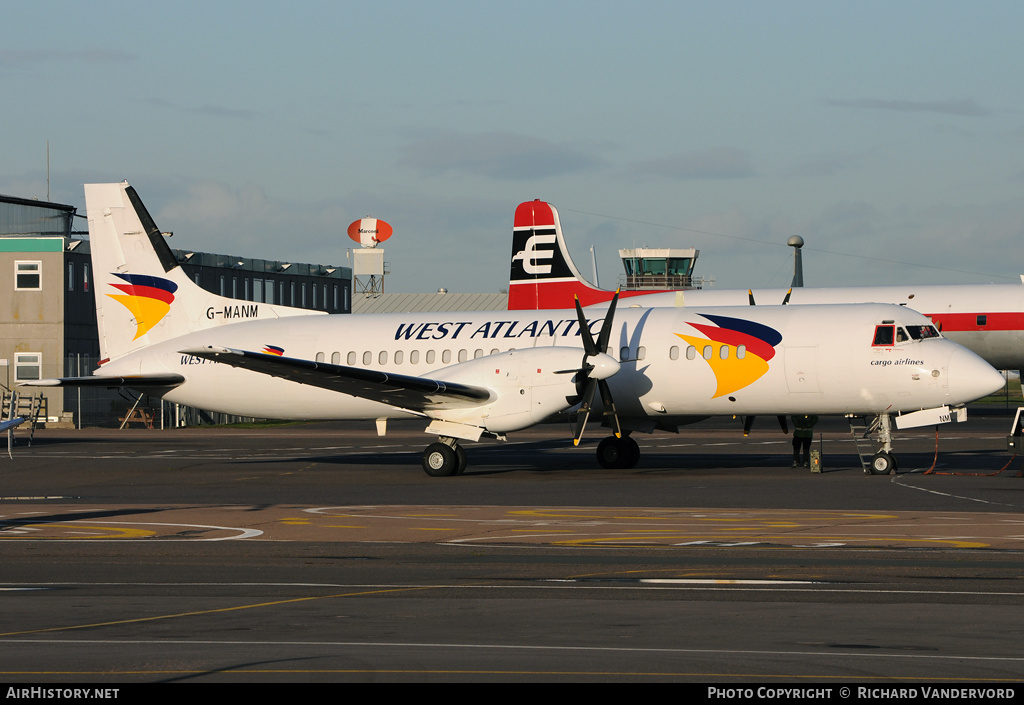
[3,1,1023,293]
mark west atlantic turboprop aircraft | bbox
[26,183,1005,477]
[509,200,1024,372]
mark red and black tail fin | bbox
[508,200,619,310]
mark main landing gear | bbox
[596,434,640,469]
[421,437,468,477]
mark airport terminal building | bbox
[1,192,351,428]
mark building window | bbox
[83,263,90,292]
[220,276,226,296]
[67,262,75,292]
[15,353,41,381]
[15,261,41,290]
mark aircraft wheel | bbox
[624,437,640,468]
[454,444,469,476]
[422,442,459,477]
[596,436,637,469]
[869,452,895,475]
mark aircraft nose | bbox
[946,346,1005,403]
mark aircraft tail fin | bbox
[86,182,320,364]
[508,200,620,310]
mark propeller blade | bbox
[573,380,598,446]
[778,415,789,434]
[743,415,755,437]
[570,291,623,445]
[597,379,622,438]
[782,288,792,305]
[748,289,756,306]
[574,295,598,355]
[595,289,621,354]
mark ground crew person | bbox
[791,414,818,468]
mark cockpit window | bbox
[872,325,895,346]
[896,327,908,343]
[906,325,941,340]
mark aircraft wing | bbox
[21,374,186,388]
[180,346,494,412]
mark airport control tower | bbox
[617,247,705,290]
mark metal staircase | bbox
[846,414,875,474]
[2,390,46,447]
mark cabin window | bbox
[719,346,729,360]
[395,350,404,364]
[977,315,987,326]
[703,345,713,360]
[686,346,696,360]
[331,352,340,365]
[379,351,388,365]
[637,346,646,361]
[669,346,679,360]
[347,351,357,365]
[363,351,372,365]
[458,349,468,363]
[474,349,484,359]
[426,350,436,364]
[410,350,420,364]
[490,349,500,356]
[620,347,630,361]
[873,325,895,346]
[442,350,451,364]
[315,352,325,363]
[736,344,746,359]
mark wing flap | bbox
[181,346,493,411]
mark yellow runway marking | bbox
[0,585,439,638]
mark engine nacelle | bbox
[430,347,586,433]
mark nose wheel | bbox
[869,451,898,475]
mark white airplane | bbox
[509,200,1024,372]
[25,183,1004,477]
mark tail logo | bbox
[107,273,178,340]
[677,314,782,398]
[511,232,556,274]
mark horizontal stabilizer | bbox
[0,417,25,433]
[21,374,186,388]
[180,346,493,412]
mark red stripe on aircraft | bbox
[686,323,777,361]
[508,280,669,310]
[109,283,176,304]
[927,312,1024,333]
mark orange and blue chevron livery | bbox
[107,272,178,340]
[677,314,782,398]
